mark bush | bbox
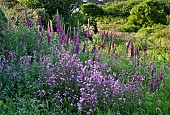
[127,0,167,28]
[17,0,40,9]
[0,8,8,50]
[80,3,104,17]
[0,8,8,31]
[102,2,124,17]
[3,3,49,29]
[101,0,141,17]
[119,24,140,32]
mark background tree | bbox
[37,0,81,29]
[127,0,167,28]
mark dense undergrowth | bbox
[0,0,170,115]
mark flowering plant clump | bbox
[36,50,126,114]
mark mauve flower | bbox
[78,103,82,111]
[113,72,117,77]
[140,77,144,81]
[95,53,99,59]
[42,55,46,65]
[70,103,73,106]
[168,47,170,51]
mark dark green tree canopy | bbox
[37,0,81,19]
[80,2,104,17]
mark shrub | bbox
[102,2,124,17]
[127,0,167,28]
[101,0,141,17]
[17,0,40,9]
[119,23,140,32]
[0,8,8,51]
[80,3,104,17]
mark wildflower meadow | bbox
[0,0,170,115]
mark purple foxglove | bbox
[126,41,130,51]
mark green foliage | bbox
[68,12,86,29]
[127,0,167,28]
[17,0,40,9]
[0,8,8,30]
[36,0,82,30]
[2,2,49,30]
[101,0,141,17]
[0,8,8,48]
[2,26,39,56]
[80,2,104,17]
[102,2,124,17]
[119,23,140,32]
[38,0,80,19]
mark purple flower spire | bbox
[101,31,105,38]
[144,45,147,52]
[126,41,130,51]
[38,15,43,32]
[86,29,90,41]
[74,43,80,54]
[135,44,139,56]
[47,34,51,45]
[101,41,105,49]
[159,72,165,83]
[151,67,156,76]
[105,32,108,39]
[108,42,111,54]
[66,35,69,46]
[112,40,114,49]
[48,20,54,37]
[91,45,96,54]
[144,41,147,52]
[21,32,26,45]
[56,13,63,37]
[130,44,134,58]
[60,34,65,45]
[24,5,32,28]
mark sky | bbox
[83,0,104,2]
